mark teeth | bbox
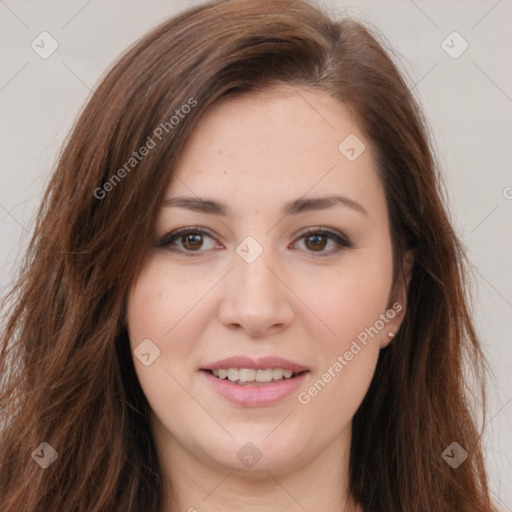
[238,368,256,382]
[210,368,297,384]
[227,368,238,381]
[276,369,293,379]
[256,369,273,382]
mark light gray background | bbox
[1,0,511,509]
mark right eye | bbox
[157,227,223,255]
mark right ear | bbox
[381,250,414,346]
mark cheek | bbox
[126,255,209,352]
[305,248,393,342]
[125,253,227,400]
[125,261,204,423]
[297,249,392,412]
[125,261,201,405]
[297,290,385,426]
[300,346,378,428]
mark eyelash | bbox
[156,226,352,257]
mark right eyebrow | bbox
[162,197,230,216]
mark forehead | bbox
[167,85,382,214]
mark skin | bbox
[126,84,410,512]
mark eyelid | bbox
[156,226,219,251]
[295,227,352,247]
[156,225,352,256]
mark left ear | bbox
[380,250,414,349]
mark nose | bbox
[217,247,295,337]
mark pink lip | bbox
[201,356,309,373]
[200,370,309,407]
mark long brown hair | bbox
[0,0,497,510]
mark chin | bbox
[199,431,305,474]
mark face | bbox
[126,85,407,475]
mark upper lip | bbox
[201,356,309,373]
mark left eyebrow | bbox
[162,194,368,217]
[282,195,368,217]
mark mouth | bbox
[201,368,309,386]
[199,356,310,405]
[199,355,310,406]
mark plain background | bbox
[1,0,511,509]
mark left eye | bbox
[157,227,351,256]
[293,229,351,254]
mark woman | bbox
[0,0,498,510]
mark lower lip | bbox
[200,370,309,407]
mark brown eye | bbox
[181,233,204,251]
[157,227,219,254]
[304,233,328,251]
[293,228,352,256]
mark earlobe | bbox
[379,303,404,349]
[380,304,404,349]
